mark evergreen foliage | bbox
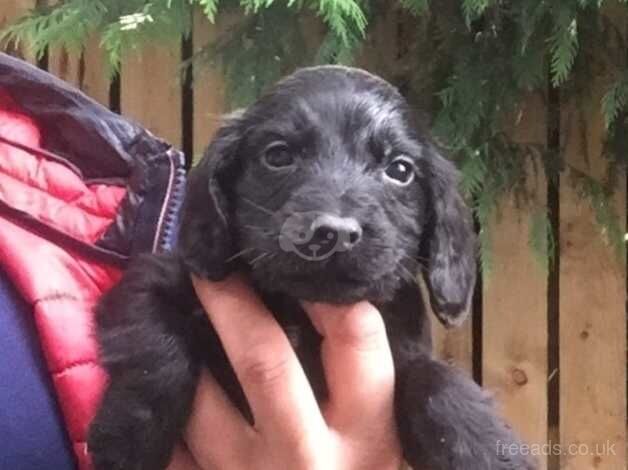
[3,0,627,268]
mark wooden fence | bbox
[1,4,626,470]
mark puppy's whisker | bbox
[243,225,275,236]
[396,261,420,287]
[243,228,278,243]
[250,252,269,267]
[242,197,276,217]
[260,252,277,265]
[226,247,256,263]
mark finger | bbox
[184,372,254,469]
[192,275,326,453]
[302,301,395,430]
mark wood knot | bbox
[512,368,528,386]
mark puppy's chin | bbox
[248,264,402,304]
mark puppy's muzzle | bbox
[311,214,362,248]
[279,212,363,260]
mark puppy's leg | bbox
[88,255,202,470]
[396,353,536,470]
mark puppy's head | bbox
[179,66,476,326]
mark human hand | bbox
[168,274,402,470]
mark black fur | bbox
[88,66,536,470]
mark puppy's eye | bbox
[384,157,415,185]
[262,143,295,169]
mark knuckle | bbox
[237,349,291,389]
[333,303,387,350]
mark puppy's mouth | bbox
[262,274,374,304]
[246,253,399,304]
[288,271,369,290]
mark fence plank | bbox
[48,39,109,106]
[50,39,109,105]
[121,41,182,148]
[192,10,227,160]
[482,95,548,469]
[559,27,627,470]
[0,0,36,62]
[80,37,110,106]
[48,47,79,86]
[42,0,108,104]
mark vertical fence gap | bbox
[109,73,121,114]
[78,52,86,90]
[182,32,194,170]
[472,213,483,385]
[546,74,561,470]
[38,48,48,71]
[624,6,628,440]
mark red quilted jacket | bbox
[0,53,186,470]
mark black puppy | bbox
[88,66,535,470]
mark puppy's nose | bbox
[311,214,363,249]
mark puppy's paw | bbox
[396,356,537,470]
[88,398,174,470]
[88,418,141,470]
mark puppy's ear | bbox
[178,113,243,280]
[421,147,477,327]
